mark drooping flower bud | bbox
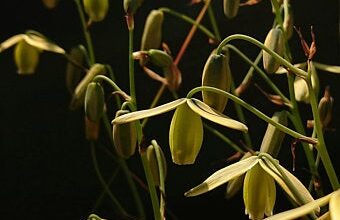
[147,49,173,68]
[243,163,276,220]
[263,27,284,74]
[318,86,333,129]
[140,10,164,51]
[14,39,40,75]
[112,110,138,159]
[83,0,109,22]
[70,63,106,110]
[201,52,231,112]
[169,102,204,165]
[123,0,143,15]
[294,61,319,103]
[259,111,288,157]
[223,0,240,19]
[85,116,100,141]
[65,45,87,94]
[85,82,105,122]
[145,141,167,186]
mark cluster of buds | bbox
[83,0,109,23]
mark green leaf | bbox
[112,98,187,124]
[264,193,332,220]
[259,158,317,209]
[184,156,258,197]
[187,98,248,132]
[0,34,25,52]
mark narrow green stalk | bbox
[102,114,146,219]
[159,7,217,41]
[93,75,125,93]
[90,141,128,216]
[104,65,122,107]
[128,28,136,104]
[203,123,244,153]
[313,62,340,74]
[307,79,340,190]
[187,86,317,143]
[216,34,308,78]
[226,44,292,107]
[207,5,221,42]
[74,0,95,64]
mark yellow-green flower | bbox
[112,98,247,165]
[185,154,317,219]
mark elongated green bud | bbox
[70,63,106,110]
[318,87,333,129]
[263,27,284,74]
[244,164,276,220]
[83,0,109,22]
[147,49,173,68]
[259,111,287,157]
[202,52,231,112]
[140,10,164,51]
[112,111,138,159]
[223,0,240,19]
[169,102,203,165]
[225,152,252,199]
[146,141,167,186]
[85,82,105,122]
[65,46,86,94]
[14,40,40,74]
[123,0,143,15]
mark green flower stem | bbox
[90,141,128,217]
[313,62,340,74]
[74,0,95,65]
[216,34,308,78]
[225,44,292,107]
[93,75,125,94]
[102,114,146,220]
[151,140,166,219]
[187,86,317,143]
[159,7,217,42]
[203,123,244,153]
[128,27,137,105]
[207,5,221,42]
[104,65,122,107]
[307,78,340,190]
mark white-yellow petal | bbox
[23,33,65,54]
[184,156,258,197]
[112,98,187,124]
[0,34,25,52]
[330,189,340,220]
[187,98,248,132]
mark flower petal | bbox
[184,156,258,197]
[259,158,317,210]
[187,98,248,132]
[23,33,65,54]
[330,189,340,220]
[0,34,25,52]
[264,193,332,220]
[112,98,187,124]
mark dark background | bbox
[0,0,339,219]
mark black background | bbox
[0,0,339,219]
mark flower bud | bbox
[223,0,240,19]
[243,163,276,220]
[259,111,287,157]
[283,2,294,39]
[85,116,100,140]
[318,87,333,129]
[330,189,340,220]
[112,111,138,159]
[85,82,105,122]
[201,53,231,112]
[147,49,173,68]
[294,61,319,103]
[263,27,284,74]
[65,46,86,94]
[70,63,106,110]
[140,10,164,51]
[14,39,40,75]
[123,0,143,15]
[169,102,203,165]
[83,0,109,22]
[146,141,167,186]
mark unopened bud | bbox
[140,10,164,51]
[283,2,294,39]
[14,40,40,75]
[202,52,231,112]
[85,116,100,140]
[83,0,109,22]
[259,111,287,157]
[147,49,173,68]
[85,82,105,122]
[294,61,319,103]
[223,0,240,19]
[145,141,167,186]
[318,87,333,129]
[263,27,284,74]
[123,0,143,15]
[112,110,138,159]
[169,102,203,165]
